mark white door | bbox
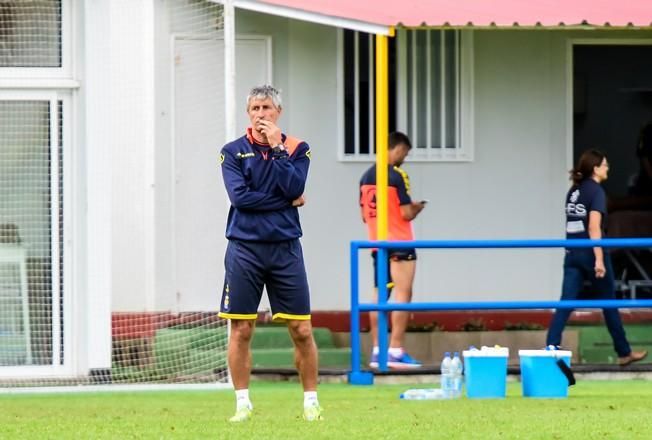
[173,36,271,311]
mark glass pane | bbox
[399,30,461,151]
[358,33,371,155]
[0,1,62,68]
[388,35,397,135]
[405,31,414,146]
[343,30,355,155]
[445,30,457,149]
[0,262,26,365]
[415,31,427,149]
[0,100,58,366]
[429,30,442,149]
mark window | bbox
[0,0,73,371]
[341,29,473,161]
[0,0,62,68]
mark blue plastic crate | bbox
[519,350,572,398]
[462,348,509,399]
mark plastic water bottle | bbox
[440,351,453,398]
[451,351,464,398]
[400,388,445,400]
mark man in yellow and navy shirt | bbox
[359,131,426,369]
[219,85,321,422]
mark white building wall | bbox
[80,0,114,372]
[109,0,156,311]
[79,0,157,370]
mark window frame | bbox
[337,28,474,162]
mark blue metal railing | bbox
[349,238,652,383]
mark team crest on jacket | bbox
[569,189,580,203]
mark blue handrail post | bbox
[377,247,389,372]
[348,241,374,385]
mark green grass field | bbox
[1,380,652,439]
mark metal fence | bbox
[348,238,652,384]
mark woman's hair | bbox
[570,149,606,185]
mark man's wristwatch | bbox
[272,144,286,154]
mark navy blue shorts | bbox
[218,239,311,322]
[371,248,417,289]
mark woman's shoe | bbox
[618,350,648,366]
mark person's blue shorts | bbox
[218,239,311,322]
[371,248,417,290]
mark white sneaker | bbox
[228,406,252,422]
[303,405,323,421]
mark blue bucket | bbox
[519,350,573,398]
[462,348,509,399]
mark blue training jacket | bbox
[220,129,311,242]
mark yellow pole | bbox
[375,33,389,240]
[375,29,393,372]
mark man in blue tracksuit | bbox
[218,85,322,422]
